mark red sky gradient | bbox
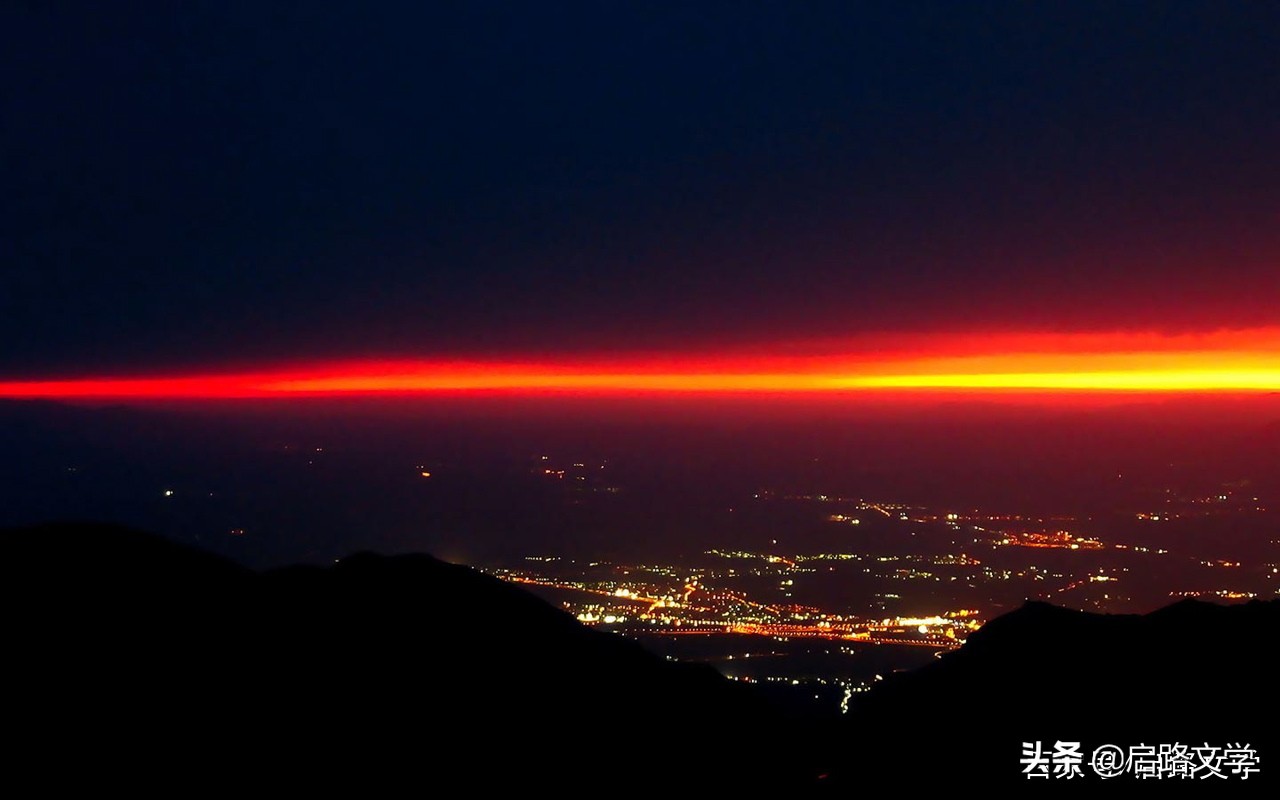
[3,327,1279,402]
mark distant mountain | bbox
[3,523,814,791]
[835,598,1278,786]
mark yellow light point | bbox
[420,471,431,478]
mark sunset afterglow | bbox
[3,328,1278,400]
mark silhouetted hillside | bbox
[7,523,1276,790]
[835,598,1278,786]
[4,523,814,791]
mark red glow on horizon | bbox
[3,327,1280,402]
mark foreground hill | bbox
[6,522,1275,790]
[3,523,813,791]
[837,598,1278,786]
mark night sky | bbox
[3,2,1278,384]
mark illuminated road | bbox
[494,573,966,648]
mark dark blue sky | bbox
[3,2,1278,376]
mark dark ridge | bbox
[4,523,814,791]
[8,522,1276,790]
[834,597,1279,787]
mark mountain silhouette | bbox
[834,598,1278,786]
[7,522,1276,790]
[4,523,813,791]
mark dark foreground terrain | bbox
[5,523,1276,790]
[840,598,1277,788]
